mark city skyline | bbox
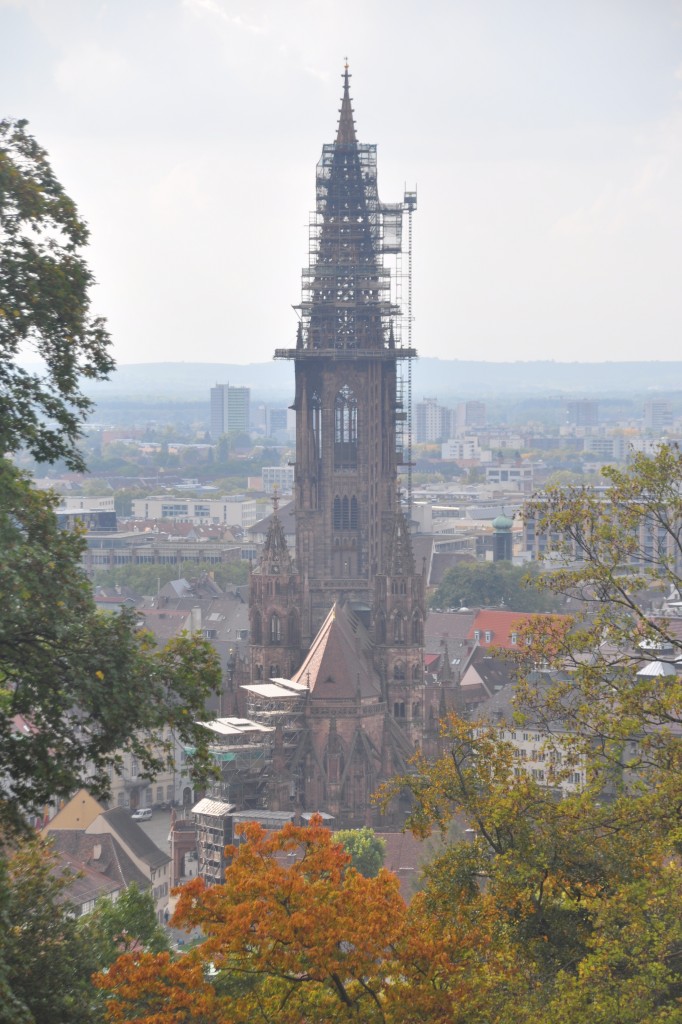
[3,0,682,366]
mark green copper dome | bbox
[492,513,514,531]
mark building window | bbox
[334,386,358,469]
[333,495,359,530]
[485,630,491,643]
[312,391,322,458]
[288,610,299,646]
[270,614,281,643]
[474,630,480,641]
[511,632,518,645]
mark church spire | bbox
[385,507,416,578]
[259,493,293,575]
[336,61,357,146]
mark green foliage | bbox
[93,558,249,595]
[334,827,386,878]
[0,462,222,831]
[520,443,682,791]
[80,883,169,968]
[0,835,103,1024]
[0,123,226,832]
[0,118,113,471]
[430,560,558,612]
[380,446,682,1019]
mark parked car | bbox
[131,807,152,821]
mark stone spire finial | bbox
[336,61,357,146]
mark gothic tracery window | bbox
[311,390,322,459]
[270,614,281,643]
[334,386,357,469]
[333,494,360,530]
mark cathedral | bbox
[248,67,437,825]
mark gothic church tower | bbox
[274,65,423,652]
[248,68,428,821]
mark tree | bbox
[335,826,386,878]
[0,462,222,831]
[92,559,249,596]
[0,123,223,830]
[380,715,682,1022]
[0,119,113,471]
[519,443,682,793]
[0,835,103,1024]
[377,446,682,1020]
[96,817,407,1024]
[80,883,169,968]
[430,561,558,612]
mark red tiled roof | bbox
[469,609,568,651]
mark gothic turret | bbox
[249,495,301,681]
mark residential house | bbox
[86,807,172,922]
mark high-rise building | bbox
[247,67,439,824]
[566,399,598,428]
[209,384,250,437]
[643,399,673,433]
[455,400,486,434]
[415,397,451,443]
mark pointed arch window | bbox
[270,614,281,643]
[311,390,322,459]
[393,615,405,643]
[334,386,358,469]
[333,494,360,531]
[411,612,423,645]
[252,610,262,645]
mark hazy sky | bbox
[3,0,682,366]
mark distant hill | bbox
[82,359,682,405]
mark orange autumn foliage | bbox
[96,816,523,1023]
[96,816,405,1023]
